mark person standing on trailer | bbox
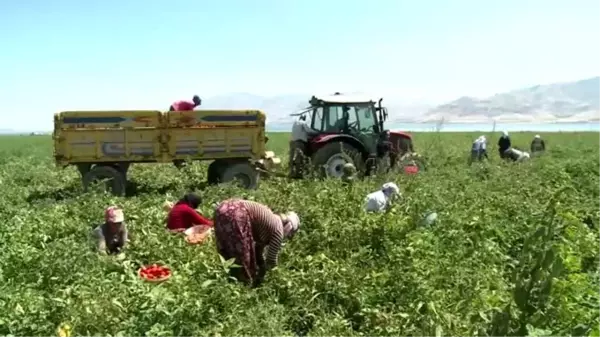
[289,114,318,178]
[169,95,202,111]
[530,134,546,155]
[498,131,512,159]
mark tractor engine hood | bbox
[389,131,413,139]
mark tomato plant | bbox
[0,132,597,336]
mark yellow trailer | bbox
[53,109,281,195]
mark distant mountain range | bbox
[200,93,435,125]
[425,77,600,123]
[201,77,599,124]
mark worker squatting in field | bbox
[498,131,512,159]
[530,134,546,155]
[504,148,531,162]
[364,182,401,213]
[166,193,213,231]
[91,206,129,255]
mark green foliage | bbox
[0,132,598,336]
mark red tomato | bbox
[404,165,419,174]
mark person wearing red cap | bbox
[169,95,202,111]
[91,206,129,254]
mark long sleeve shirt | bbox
[531,139,546,152]
[498,137,511,152]
[291,120,318,142]
[238,200,285,270]
[92,223,128,254]
[170,100,195,111]
[167,202,213,231]
[364,190,391,213]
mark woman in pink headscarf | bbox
[213,199,300,287]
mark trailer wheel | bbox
[207,160,227,185]
[82,165,126,196]
[220,162,259,189]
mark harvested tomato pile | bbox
[184,225,212,244]
[138,264,172,282]
[403,165,419,174]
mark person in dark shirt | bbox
[498,131,512,159]
[167,193,213,231]
[530,134,546,155]
[92,206,128,255]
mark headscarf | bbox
[502,131,509,137]
[281,211,300,239]
[382,182,400,197]
[105,206,124,224]
[534,134,540,139]
[180,193,201,209]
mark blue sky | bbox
[1,0,599,130]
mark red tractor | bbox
[290,93,421,179]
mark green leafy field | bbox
[0,132,598,336]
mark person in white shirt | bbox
[364,182,401,213]
[470,135,488,164]
[289,115,318,178]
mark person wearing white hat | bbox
[213,199,301,287]
[530,134,546,155]
[91,206,128,254]
[364,182,401,213]
[498,131,512,159]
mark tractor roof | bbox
[312,93,379,104]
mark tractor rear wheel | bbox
[312,142,363,179]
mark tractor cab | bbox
[305,93,389,156]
